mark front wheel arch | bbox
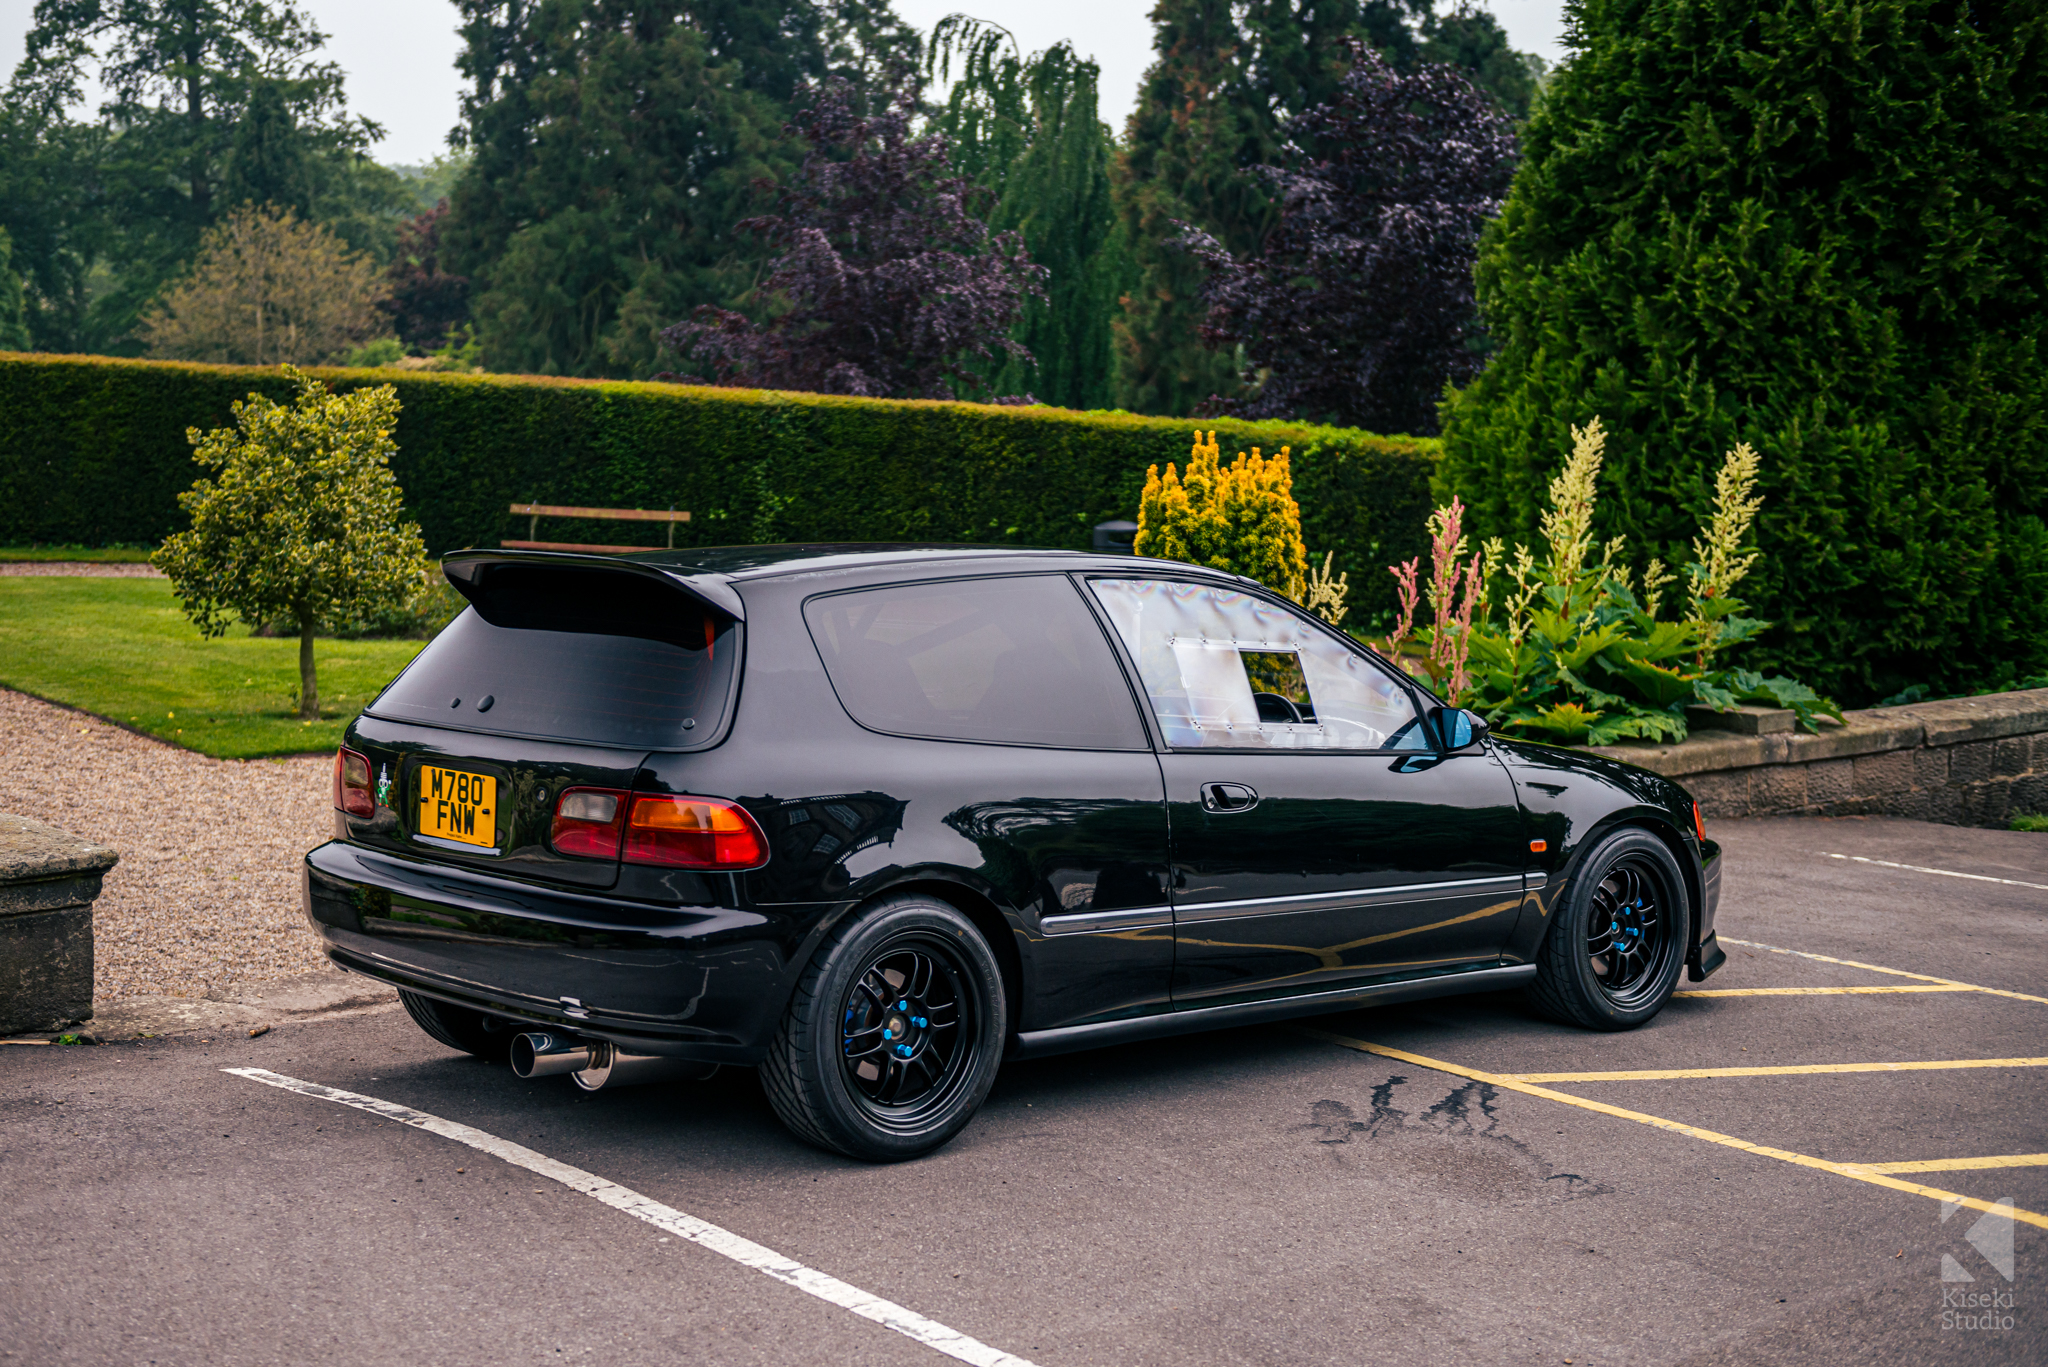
[1527,824,1693,1030]
[1542,812,1704,963]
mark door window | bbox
[1088,578,1429,751]
[805,575,1150,750]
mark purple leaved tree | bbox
[1178,41,1516,435]
[378,204,470,352]
[660,77,1046,400]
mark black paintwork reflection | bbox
[1163,749,1527,1004]
[305,843,782,1044]
[944,798,1168,916]
[944,796,1177,1028]
[742,793,908,904]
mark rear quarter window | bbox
[370,567,734,748]
[804,575,1149,750]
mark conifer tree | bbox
[1439,0,2048,702]
[928,19,1123,409]
[1111,0,1296,418]
[7,0,390,348]
[444,0,917,378]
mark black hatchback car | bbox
[310,545,1725,1160]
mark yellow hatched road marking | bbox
[1509,1057,2048,1083]
[1847,1155,2048,1175]
[1719,937,2048,1006]
[1299,1029,2048,1232]
[1675,985,1972,997]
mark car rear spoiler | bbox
[440,549,746,622]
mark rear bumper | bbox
[303,840,793,1063]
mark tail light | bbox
[548,790,768,871]
[624,796,769,870]
[551,787,628,859]
[1692,800,1706,842]
[334,747,374,817]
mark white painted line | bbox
[1717,936,2048,1005]
[223,1068,1037,1367]
[1823,851,2048,892]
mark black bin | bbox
[1091,520,1139,554]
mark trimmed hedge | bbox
[0,353,1438,625]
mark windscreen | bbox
[370,566,735,748]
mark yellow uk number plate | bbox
[417,765,498,848]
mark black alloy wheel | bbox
[399,989,517,1062]
[762,894,1006,1161]
[1527,828,1690,1031]
[839,944,967,1112]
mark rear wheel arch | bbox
[864,879,1023,1038]
[760,890,1009,1160]
[779,878,1025,1039]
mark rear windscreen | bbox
[370,567,734,748]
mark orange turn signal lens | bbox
[1529,839,1547,854]
[623,795,768,870]
[1693,800,1706,842]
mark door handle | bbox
[1202,782,1259,813]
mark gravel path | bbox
[0,562,164,576]
[0,688,330,1000]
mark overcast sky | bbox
[0,0,1571,167]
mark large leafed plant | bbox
[1386,418,1842,745]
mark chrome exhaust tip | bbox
[570,1041,720,1091]
[510,1031,592,1079]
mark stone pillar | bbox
[0,814,117,1035]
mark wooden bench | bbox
[503,503,692,555]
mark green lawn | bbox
[0,577,428,758]
[0,545,158,562]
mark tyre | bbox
[761,894,1006,1161]
[1527,828,1690,1031]
[399,989,517,1062]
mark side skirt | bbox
[1007,963,1538,1061]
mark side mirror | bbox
[1435,706,1489,750]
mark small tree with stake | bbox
[153,367,433,720]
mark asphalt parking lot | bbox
[3,815,2042,1367]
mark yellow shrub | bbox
[1135,431,1309,601]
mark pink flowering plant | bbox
[1381,418,1842,746]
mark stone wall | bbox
[1582,688,2048,826]
[1,814,117,1034]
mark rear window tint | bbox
[370,578,734,749]
[804,575,1148,750]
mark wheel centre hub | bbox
[1610,901,1646,954]
[877,996,931,1058]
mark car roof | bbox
[607,543,1253,586]
[439,544,1267,623]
